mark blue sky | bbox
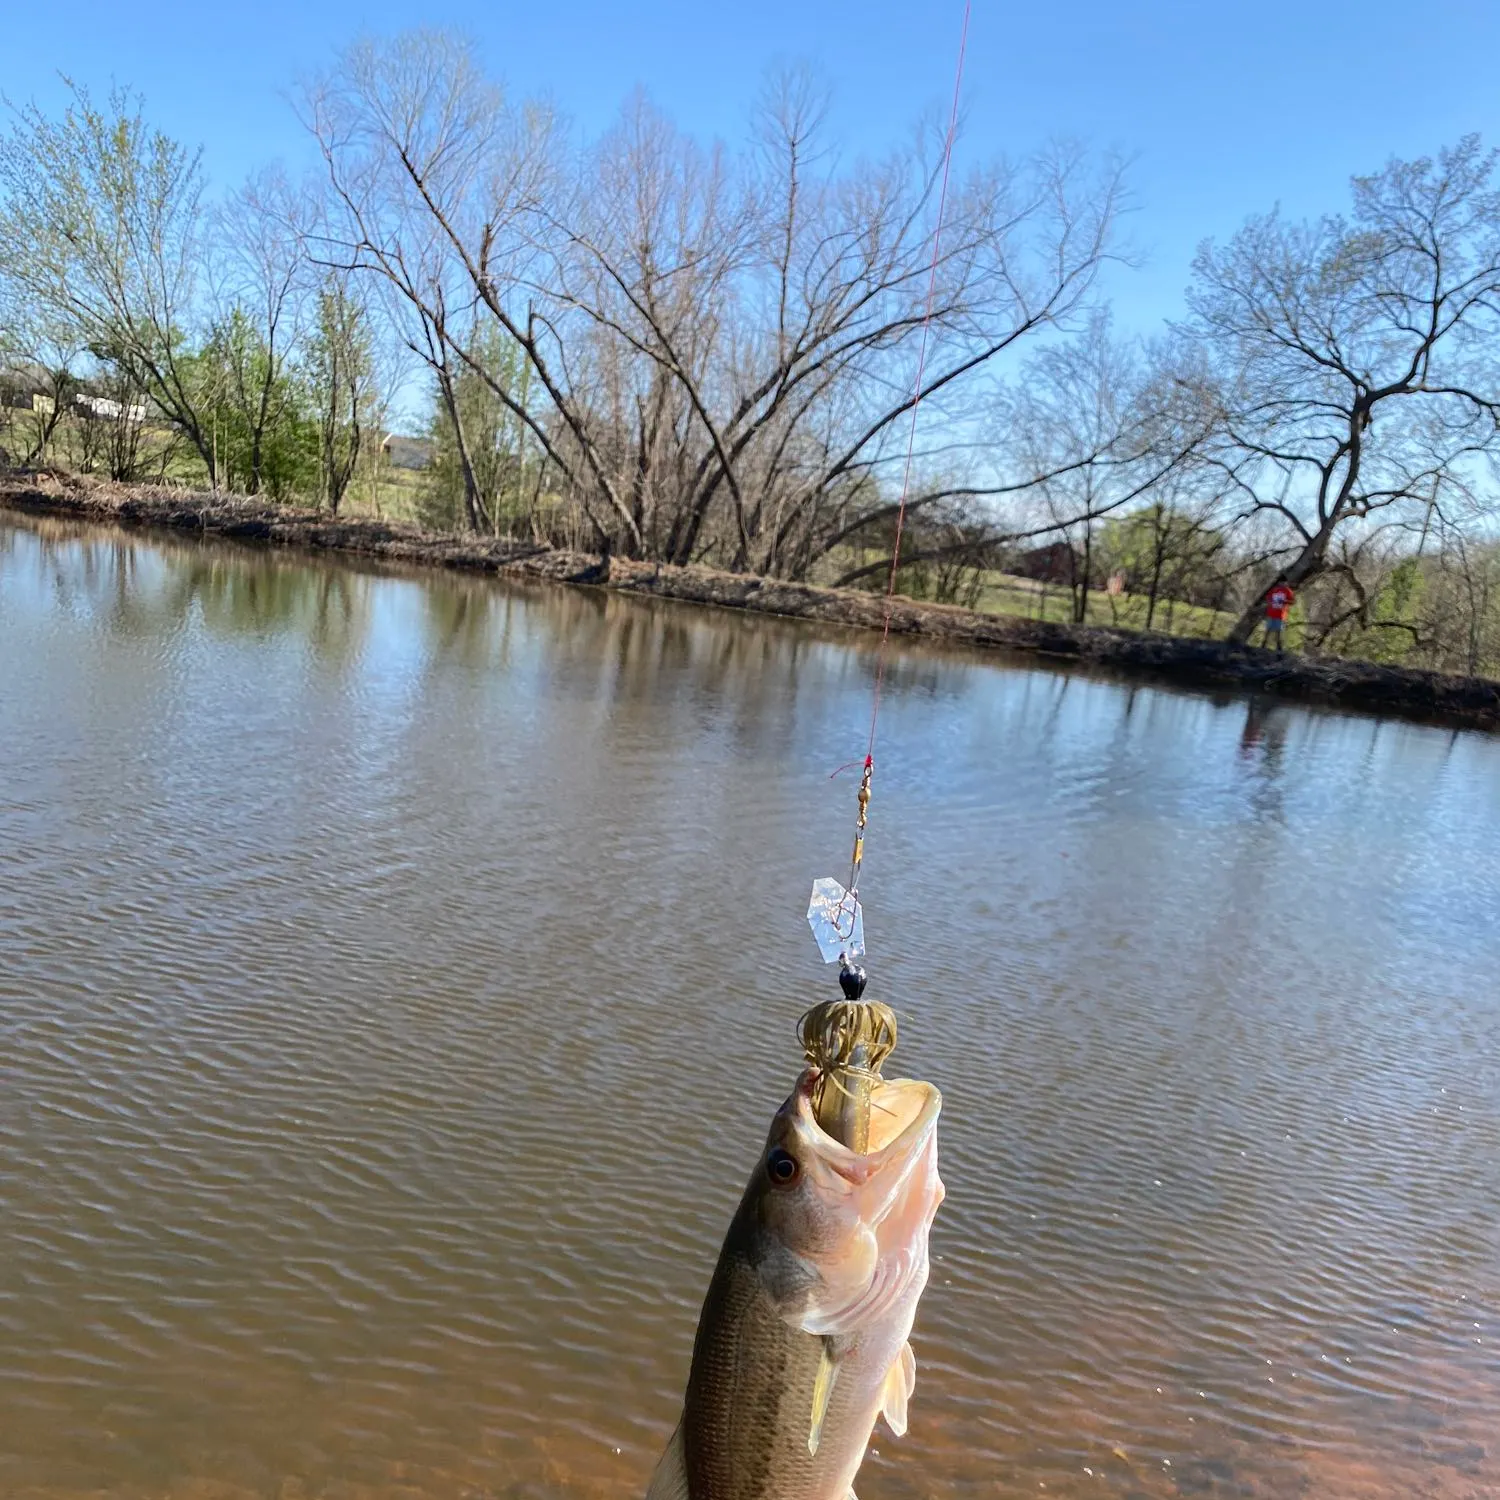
[4,0,1500,335]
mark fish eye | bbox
[766,1147,800,1186]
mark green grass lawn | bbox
[973,572,1236,638]
[340,463,427,524]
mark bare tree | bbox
[1182,137,1500,643]
[551,75,1126,575]
[94,370,149,481]
[0,296,82,466]
[302,33,1126,570]
[303,33,603,540]
[1437,527,1500,674]
[979,315,1216,622]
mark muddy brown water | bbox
[1,511,1497,1500]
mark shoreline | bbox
[4,471,1497,732]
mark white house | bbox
[73,392,148,423]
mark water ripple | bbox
[1,513,1497,1499]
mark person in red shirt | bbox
[1262,575,1296,652]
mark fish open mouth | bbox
[793,1069,942,1187]
[862,1075,939,1153]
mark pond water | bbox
[1,510,1497,1500]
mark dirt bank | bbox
[5,471,1498,731]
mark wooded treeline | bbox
[4,32,1500,675]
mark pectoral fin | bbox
[878,1341,917,1437]
[808,1336,840,1456]
[645,1419,690,1500]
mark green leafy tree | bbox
[210,170,311,496]
[191,312,317,498]
[423,322,540,533]
[305,279,376,514]
[0,82,221,479]
[1097,503,1227,629]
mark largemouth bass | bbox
[647,1067,944,1500]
